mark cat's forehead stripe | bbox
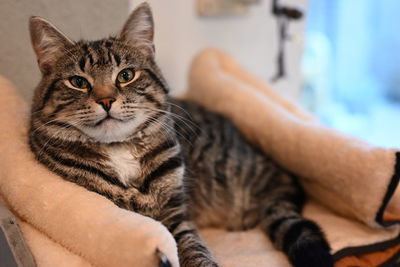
[113,53,121,66]
[77,39,121,71]
[79,57,86,72]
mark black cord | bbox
[271,17,288,82]
[271,0,303,82]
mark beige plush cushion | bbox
[186,48,400,228]
[0,75,179,267]
[0,45,399,267]
[185,48,400,265]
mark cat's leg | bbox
[256,172,333,267]
[158,193,219,267]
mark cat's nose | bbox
[96,97,116,112]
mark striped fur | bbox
[28,3,333,267]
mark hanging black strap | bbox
[272,16,289,82]
[271,0,304,82]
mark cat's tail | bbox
[269,215,333,267]
[260,175,334,267]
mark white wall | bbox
[0,0,130,100]
[0,0,307,100]
[130,0,308,98]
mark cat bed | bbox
[186,49,400,266]
[0,48,399,267]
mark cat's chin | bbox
[80,119,139,143]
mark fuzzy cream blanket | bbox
[0,49,399,267]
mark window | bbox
[302,0,400,148]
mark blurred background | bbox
[303,0,400,148]
[0,0,399,147]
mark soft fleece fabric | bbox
[186,49,400,228]
[0,48,399,266]
[0,76,178,267]
[185,48,400,265]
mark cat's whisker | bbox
[146,115,194,147]
[126,104,199,127]
[35,120,80,158]
[145,117,177,146]
[124,105,201,138]
[122,106,190,144]
[165,101,197,121]
[31,115,78,135]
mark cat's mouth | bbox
[94,115,124,127]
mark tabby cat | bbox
[28,3,333,267]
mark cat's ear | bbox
[118,2,155,53]
[29,16,75,73]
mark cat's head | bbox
[29,3,170,143]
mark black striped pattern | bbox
[139,156,183,194]
[171,99,333,266]
[29,12,332,266]
[140,140,177,164]
[30,133,127,189]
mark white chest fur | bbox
[106,146,141,186]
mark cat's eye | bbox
[116,68,141,86]
[69,76,89,90]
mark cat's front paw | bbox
[157,250,172,267]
